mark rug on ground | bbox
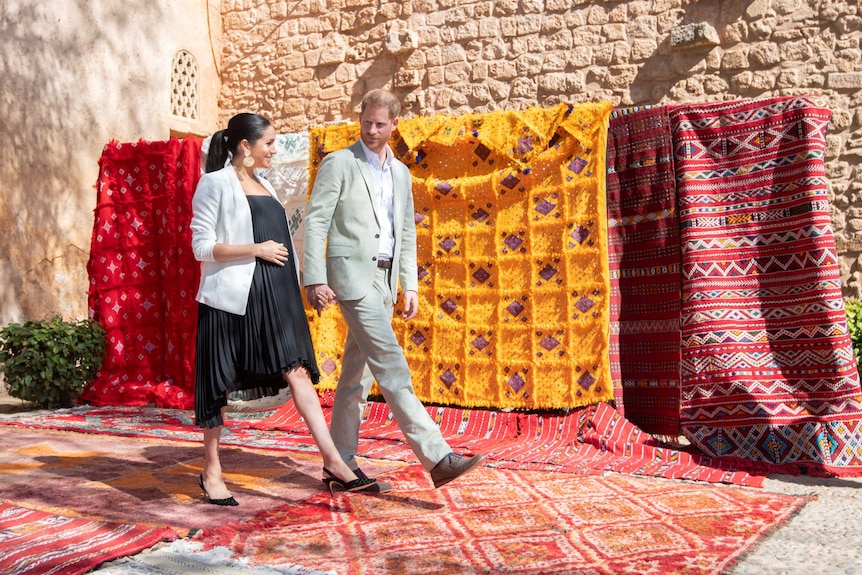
[0,396,762,486]
[195,464,806,575]
[0,427,404,532]
[0,501,176,575]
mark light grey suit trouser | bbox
[329,268,452,471]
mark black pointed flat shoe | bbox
[199,474,239,506]
[322,467,379,494]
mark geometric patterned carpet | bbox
[196,465,807,575]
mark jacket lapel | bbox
[351,142,384,229]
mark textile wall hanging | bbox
[671,95,862,475]
[606,106,682,436]
[83,138,202,409]
[308,102,614,410]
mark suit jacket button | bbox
[375,234,380,238]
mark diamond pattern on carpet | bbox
[196,465,806,575]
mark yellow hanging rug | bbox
[307,101,613,410]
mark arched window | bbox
[171,50,198,120]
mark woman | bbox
[191,113,384,505]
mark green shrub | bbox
[845,299,862,370]
[0,317,106,408]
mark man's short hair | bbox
[360,89,401,119]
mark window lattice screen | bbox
[171,50,198,120]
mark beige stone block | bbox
[724,21,748,44]
[500,17,518,37]
[471,83,492,102]
[605,23,627,41]
[515,54,543,75]
[776,69,800,88]
[630,16,658,39]
[828,72,862,89]
[479,19,501,38]
[380,2,401,19]
[544,29,573,51]
[280,99,305,118]
[489,60,517,79]
[386,29,419,54]
[567,47,592,68]
[483,40,508,60]
[518,15,542,35]
[542,53,567,71]
[612,42,632,65]
[426,66,444,85]
[444,62,470,83]
[631,38,657,60]
[750,43,781,66]
[472,61,489,80]
[722,49,750,69]
[441,44,466,64]
[587,5,608,25]
[541,14,566,33]
[319,47,347,66]
[608,4,628,23]
[394,69,423,88]
[572,26,601,47]
[512,77,537,98]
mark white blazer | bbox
[190,166,299,315]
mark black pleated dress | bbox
[195,195,320,428]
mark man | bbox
[303,89,485,489]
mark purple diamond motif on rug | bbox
[439,238,456,252]
[441,298,458,314]
[507,373,526,392]
[539,336,560,351]
[575,296,594,313]
[518,136,533,154]
[415,212,426,225]
[571,225,589,244]
[569,157,588,174]
[501,174,520,189]
[472,208,489,222]
[504,235,523,251]
[395,139,409,156]
[475,143,491,161]
[535,199,555,215]
[506,300,524,317]
[410,331,426,346]
[472,335,490,350]
[440,369,457,388]
[321,358,337,375]
[539,264,557,280]
[472,267,491,283]
[578,371,595,390]
[435,181,453,195]
[417,266,429,281]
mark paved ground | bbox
[1,393,860,574]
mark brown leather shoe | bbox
[429,452,486,488]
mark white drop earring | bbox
[242,149,255,168]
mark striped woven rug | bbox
[670,95,862,475]
[606,105,682,437]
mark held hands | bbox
[306,284,337,316]
[257,240,289,266]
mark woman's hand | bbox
[256,240,289,266]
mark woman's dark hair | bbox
[205,113,272,173]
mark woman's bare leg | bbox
[201,406,233,499]
[285,368,358,482]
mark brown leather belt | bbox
[377,259,392,269]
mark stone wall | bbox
[0,0,221,325]
[218,0,862,297]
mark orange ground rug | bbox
[196,464,806,575]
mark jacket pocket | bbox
[327,243,353,258]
